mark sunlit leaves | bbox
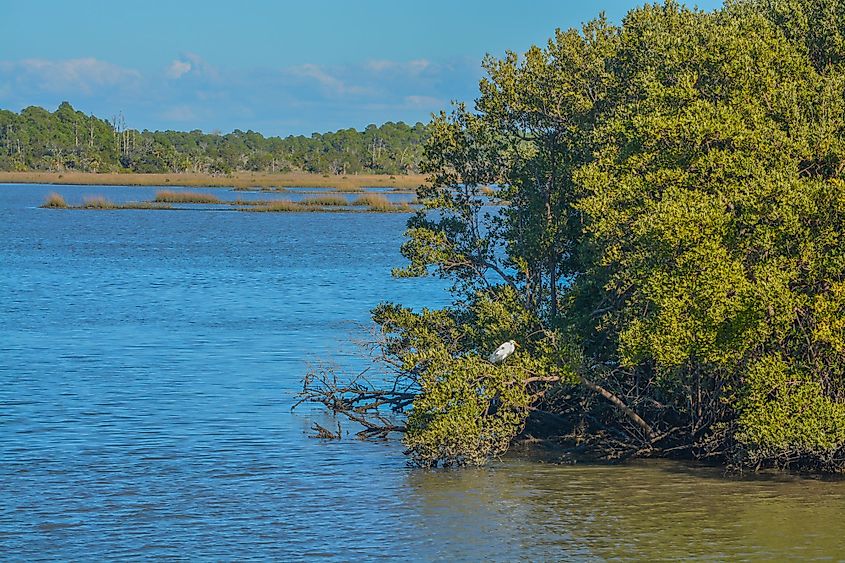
[374,0,845,469]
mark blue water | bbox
[4,184,845,561]
[1,184,449,560]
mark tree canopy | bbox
[0,102,427,176]
[302,0,845,471]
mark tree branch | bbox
[579,374,656,439]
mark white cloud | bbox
[407,59,431,73]
[166,60,192,79]
[365,59,431,75]
[186,53,219,80]
[366,59,397,72]
[290,63,339,87]
[286,64,372,96]
[404,95,442,108]
[0,53,482,135]
[164,53,219,81]
[3,58,141,94]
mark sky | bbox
[1,0,723,137]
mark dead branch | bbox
[579,374,656,440]
[294,364,413,440]
[310,421,342,440]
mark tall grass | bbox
[154,190,221,204]
[246,199,303,212]
[328,186,367,193]
[41,192,67,208]
[63,199,172,210]
[352,193,414,212]
[0,171,424,191]
[119,202,173,210]
[352,193,392,209]
[299,195,349,206]
[81,196,116,209]
[42,190,411,213]
[231,198,273,206]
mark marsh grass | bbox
[0,171,425,191]
[243,197,413,213]
[299,195,349,206]
[231,198,273,206]
[81,196,116,209]
[246,199,304,212]
[43,191,410,213]
[119,202,173,210]
[328,186,368,193]
[352,193,392,208]
[154,190,221,204]
[54,195,174,210]
[41,192,68,208]
[351,193,413,212]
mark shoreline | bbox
[0,171,426,191]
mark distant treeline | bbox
[0,102,428,175]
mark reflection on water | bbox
[2,184,844,560]
[407,459,845,560]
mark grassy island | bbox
[40,190,415,213]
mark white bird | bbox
[488,340,518,364]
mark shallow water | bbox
[2,184,845,560]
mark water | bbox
[2,184,845,560]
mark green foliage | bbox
[371,291,577,467]
[337,0,845,470]
[572,1,845,468]
[375,302,533,466]
[734,356,845,467]
[0,103,428,175]
[404,354,532,467]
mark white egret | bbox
[488,340,518,364]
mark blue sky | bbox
[2,0,722,136]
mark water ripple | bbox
[2,185,845,560]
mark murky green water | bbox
[406,456,845,560]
